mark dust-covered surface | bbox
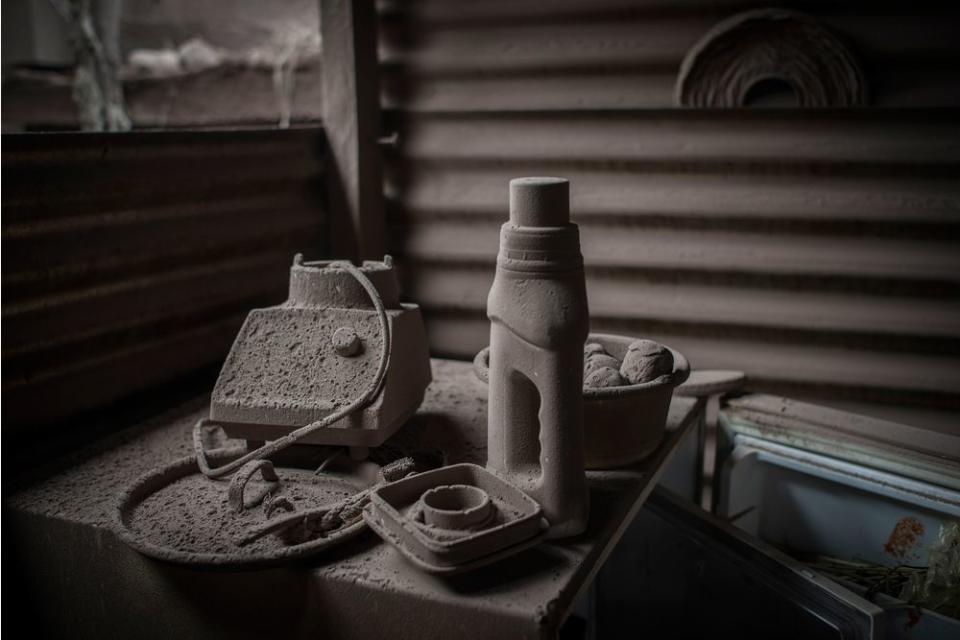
[212,307,385,416]
[8,359,701,634]
[124,468,360,560]
[7,396,207,528]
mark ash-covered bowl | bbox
[473,333,690,469]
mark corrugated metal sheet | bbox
[379,0,960,111]
[2,128,327,430]
[378,2,960,413]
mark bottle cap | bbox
[509,177,569,227]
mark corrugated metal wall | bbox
[2,128,326,431]
[378,1,960,112]
[378,1,960,414]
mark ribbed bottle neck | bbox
[496,223,583,273]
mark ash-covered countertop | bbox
[7,359,701,640]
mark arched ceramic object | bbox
[676,9,868,108]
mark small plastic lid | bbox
[509,177,569,227]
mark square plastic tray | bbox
[363,463,547,574]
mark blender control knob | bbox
[332,327,361,357]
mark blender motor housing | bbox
[210,256,432,448]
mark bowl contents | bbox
[619,339,675,384]
[584,339,674,387]
[584,366,624,388]
[584,352,621,377]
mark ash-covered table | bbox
[7,359,704,640]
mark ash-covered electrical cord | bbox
[192,260,392,480]
[234,456,417,547]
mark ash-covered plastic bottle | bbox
[486,177,590,539]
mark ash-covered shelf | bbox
[7,359,703,640]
